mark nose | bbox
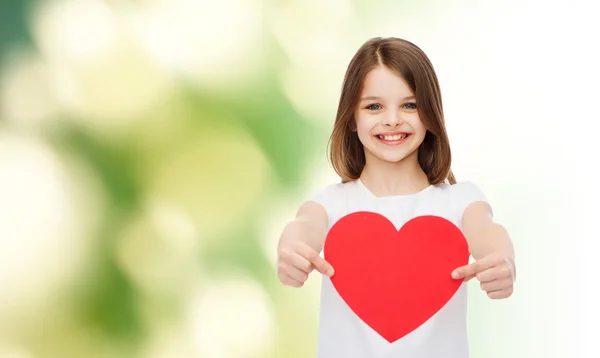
[383,109,403,127]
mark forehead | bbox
[360,66,413,97]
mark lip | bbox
[374,132,412,145]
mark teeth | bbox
[380,134,407,141]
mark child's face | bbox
[354,66,427,165]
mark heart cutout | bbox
[323,212,469,343]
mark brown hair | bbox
[328,37,456,185]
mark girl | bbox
[276,37,516,358]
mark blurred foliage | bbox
[0,0,546,357]
[0,1,335,357]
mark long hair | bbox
[328,37,456,185]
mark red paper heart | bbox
[323,212,469,343]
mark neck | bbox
[359,152,430,197]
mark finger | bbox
[296,243,335,277]
[278,248,293,262]
[452,262,482,279]
[452,255,502,279]
[463,273,476,282]
[504,257,516,282]
[476,265,511,283]
[480,278,512,292]
[286,266,309,283]
[283,276,304,288]
[487,287,513,299]
[278,271,304,288]
[290,253,314,273]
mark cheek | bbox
[409,117,427,136]
[356,122,368,135]
[354,116,373,137]
[355,127,371,145]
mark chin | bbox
[384,155,410,163]
[364,139,420,163]
[371,152,411,164]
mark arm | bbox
[276,201,334,287]
[462,201,516,278]
[452,201,516,299]
[278,201,329,254]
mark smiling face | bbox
[354,65,427,166]
[329,37,454,184]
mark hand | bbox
[451,253,515,299]
[277,223,334,288]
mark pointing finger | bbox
[463,273,476,282]
[452,262,481,280]
[452,254,502,279]
[296,243,334,277]
[476,265,511,283]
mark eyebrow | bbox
[360,95,416,102]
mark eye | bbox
[365,103,382,111]
[402,102,417,110]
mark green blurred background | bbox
[2,0,592,357]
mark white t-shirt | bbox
[308,179,488,358]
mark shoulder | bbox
[428,180,484,197]
[307,180,356,205]
[449,180,486,197]
[446,180,490,223]
[305,180,358,221]
[429,179,488,208]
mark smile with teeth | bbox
[376,133,410,141]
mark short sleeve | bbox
[307,185,331,208]
[451,181,490,226]
[306,183,343,229]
